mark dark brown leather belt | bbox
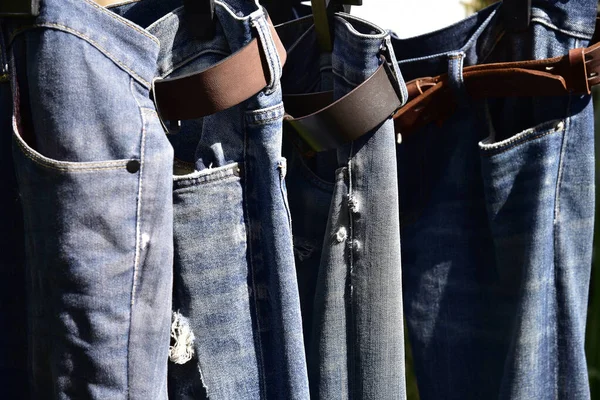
[284,58,402,151]
[152,16,286,123]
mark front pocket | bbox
[478,116,568,286]
[12,128,144,395]
[10,26,150,164]
[479,118,566,156]
[12,122,137,172]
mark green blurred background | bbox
[403,1,600,398]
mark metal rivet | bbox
[555,121,565,131]
[126,160,141,173]
[396,133,403,144]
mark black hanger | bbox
[313,0,362,52]
[0,0,40,17]
[184,0,216,40]
[503,0,532,32]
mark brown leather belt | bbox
[152,14,600,151]
[393,40,600,139]
[284,58,402,151]
[285,17,600,151]
[151,16,286,124]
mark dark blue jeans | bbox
[394,2,596,399]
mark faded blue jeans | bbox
[127,1,309,398]
[6,0,175,397]
[278,13,408,400]
[6,0,308,398]
[393,2,596,399]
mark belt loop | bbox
[447,51,467,102]
[381,33,408,107]
[250,9,281,94]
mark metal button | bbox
[126,160,141,173]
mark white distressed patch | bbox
[169,311,195,365]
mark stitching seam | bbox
[530,17,593,41]
[552,96,571,400]
[13,135,130,171]
[127,77,148,398]
[11,23,151,88]
[481,126,563,156]
[248,114,284,125]
[174,173,240,188]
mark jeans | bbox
[126,1,309,398]
[393,2,596,399]
[7,0,309,397]
[279,13,407,400]
[7,0,175,397]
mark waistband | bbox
[531,0,598,38]
[6,0,161,88]
[3,0,266,89]
[278,12,395,93]
[391,1,598,81]
[145,1,263,79]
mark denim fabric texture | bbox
[393,2,596,399]
[7,0,310,397]
[132,1,309,398]
[7,0,174,397]
[279,14,407,400]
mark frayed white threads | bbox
[169,311,195,365]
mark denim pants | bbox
[6,0,174,397]
[6,0,308,398]
[131,1,309,398]
[279,14,407,400]
[393,2,596,399]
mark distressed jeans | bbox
[278,13,407,400]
